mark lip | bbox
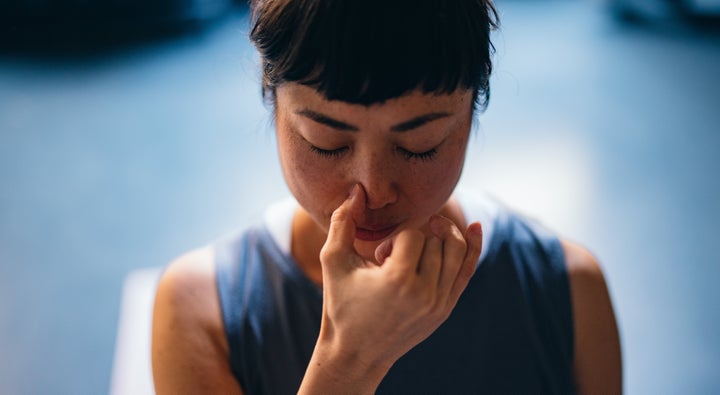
[355,224,398,242]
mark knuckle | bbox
[435,217,462,237]
[449,224,465,239]
[428,303,450,324]
[319,244,340,263]
[387,270,408,287]
[319,246,330,261]
[330,207,349,224]
[447,235,467,251]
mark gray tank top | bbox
[215,194,575,394]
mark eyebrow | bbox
[295,109,451,132]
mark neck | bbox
[291,209,327,287]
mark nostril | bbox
[363,186,398,210]
[355,160,397,209]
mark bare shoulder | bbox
[561,240,601,275]
[560,240,622,395]
[152,247,243,394]
[153,247,223,339]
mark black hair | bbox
[250,0,498,110]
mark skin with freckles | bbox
[151,84,621,395]
[270,83,486,394]
[275,83,474,282]
[299,171,483,395]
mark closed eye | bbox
[309,145,348,158]
[398,147,438,162]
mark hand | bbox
[299,185,483,394]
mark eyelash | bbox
[309,145,348,158]
[398,147,438,162]
[309,145,438,162]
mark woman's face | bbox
[275,83,474,262]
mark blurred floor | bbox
[0,1,718,394]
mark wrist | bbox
[299,329,394,394]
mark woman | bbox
[152,0,622,393]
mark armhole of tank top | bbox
[454,187,500,265]
[211,231,248,387]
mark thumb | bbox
[320,184,365,273]
[374,238,393,266]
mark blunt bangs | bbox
[250,0,498,109]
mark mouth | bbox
[355,224,399,242]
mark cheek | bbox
[416,161,462,204]
[410,143,465,195]
[279,136,345,219]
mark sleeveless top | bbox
[215,192,575,394]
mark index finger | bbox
[320,184,365,266]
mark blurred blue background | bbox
[1,0,719,393]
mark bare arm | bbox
[562,240,622,395]
[151,248,244,395]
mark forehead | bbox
[276,83,474,123]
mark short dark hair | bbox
[249,0,498,110]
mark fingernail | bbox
[374,238,393,266]
[348,184,360,200]
[468,222,483,237]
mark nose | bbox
[352,152,398,210]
